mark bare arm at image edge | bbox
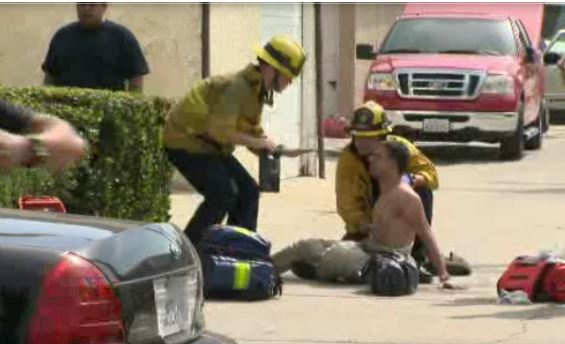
[0,100,86,172]
[405,194,449,281]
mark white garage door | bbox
[261,4,303,178]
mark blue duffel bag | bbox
[198,225,282,300]
[199,225,271,259]
[202,255,282,300]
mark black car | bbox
[0,208,236,344]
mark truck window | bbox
[380,18,518,56]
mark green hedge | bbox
[0,86,173,222]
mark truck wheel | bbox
[500,108,524,161]
[525,104,543,151]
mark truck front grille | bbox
[395,69,485,100]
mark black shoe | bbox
[423,252,472,276]
[419,266,433,284]
[291,262,318,280]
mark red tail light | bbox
[28,253,125,344]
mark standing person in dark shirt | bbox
[0,100,86,172]
[42,3,150,92]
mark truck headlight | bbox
[367,73,396,91]
[481,74,514,95]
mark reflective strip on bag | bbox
[231,226,256,238]
[234,262,251,290]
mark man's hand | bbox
[412,174,427,188]
[0,130,33,172]
[439,273,450,284]
[252,137,278,153]
[37,131,86,172]
[30,115,87,172]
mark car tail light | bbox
[28,253,125,344]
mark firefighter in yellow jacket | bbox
[163,35,307,244]
[336,101,438,270]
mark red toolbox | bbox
[18,196,67,213]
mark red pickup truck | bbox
[358,4,554,160]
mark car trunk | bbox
[0,209,204,344]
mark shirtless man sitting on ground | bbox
[365,141,449,295]
[271,141,450,294]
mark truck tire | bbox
[525,103,543,151]
[500,106,524,161]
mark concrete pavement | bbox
[170,128,565,344]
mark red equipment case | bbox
[18,196,67,213]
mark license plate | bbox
[154,273,198,338]
[422,118,450,133]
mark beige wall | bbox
[0,3,201,98]
[210,4,261,76]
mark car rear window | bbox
[380,18,518,56]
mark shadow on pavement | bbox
[447,186,565,195]
[419,144,501,166]
[325,143,504,166]
[281,275,362,290]
[450,304,565,321]
[432,296,565,320]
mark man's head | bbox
[256,35,307,93]
[349,101,391,157]
[76,3,107,28]
[368,141,410,180]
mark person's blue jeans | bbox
[166,149,260,244]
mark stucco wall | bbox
[0,3,201,98]
[210,4,261,75]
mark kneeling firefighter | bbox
[163,35,307,245]
[335,101,439,280]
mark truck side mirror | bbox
[524,46,536,64]
[544,51,562,65]
[356,44,377,60]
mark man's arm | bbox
[120,28,149,93]
[404,194,449,282]
[42,30,62,87]
[43,73,57,86]
[410,148,439,190]
[128,76,144,93]
[0,101,86,172]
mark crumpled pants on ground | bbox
[271,239,370,283]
